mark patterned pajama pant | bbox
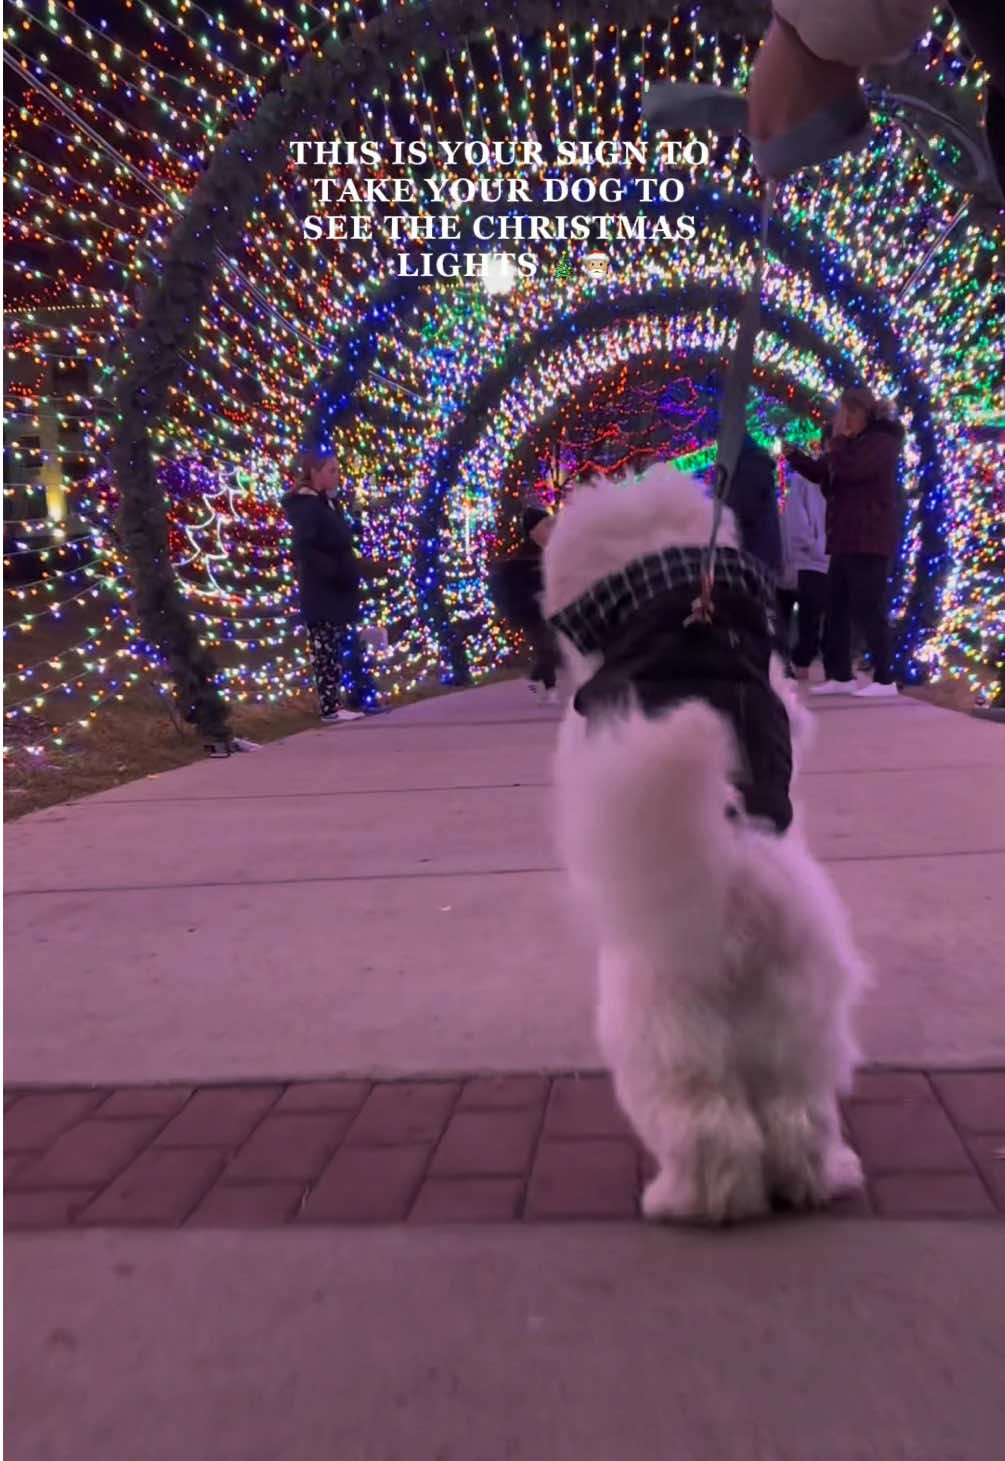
[306,621,371,716]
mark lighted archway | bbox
[104,2,1003,740]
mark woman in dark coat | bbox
[784,386,903,698]
[283,450,371,723]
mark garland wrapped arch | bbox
[113,0,699,737]
[111,0,992,736]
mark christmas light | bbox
[3,3,1002,755]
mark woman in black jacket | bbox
[283,450,370,724]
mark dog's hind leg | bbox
[637,1085,769,1224]
[750,997,864,1207]
[601,1007,769,1224]
[746,958,866,1210]
[596,937,770,1225]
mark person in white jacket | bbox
[781,429,831,678]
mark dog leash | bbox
[686,179,777,627]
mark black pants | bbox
[823,555,892,684]
[524,618,559,690]
[792,569,828,668]
[306,622,377,715]
[777,589,797,646]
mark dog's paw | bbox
[642,1153,767,1225]
[824,1140,864,1196]
[760,1103,864,1209]
[641,1170,690,1221]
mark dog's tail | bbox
[556,696,740,933]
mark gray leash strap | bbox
[688,180,777,624]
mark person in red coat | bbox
[783,387,903,698]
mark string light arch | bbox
[4,1,1002,749]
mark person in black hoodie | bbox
[702,375,784,580]
[283,450,371,724]
[724,433,792,673]
[728,433,785,580]
[489,505,560,702]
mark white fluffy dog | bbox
[543,464,866,1223]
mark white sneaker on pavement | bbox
[810,679,857,696]
[853,681,899,699]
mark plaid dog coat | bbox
[548,546,794,833]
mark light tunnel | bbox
[77,1,1002,737]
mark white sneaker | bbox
[540,687,560,707]
[322,709,364,724]
[811,679,857,696]
[853,680,899,699]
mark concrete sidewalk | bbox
[7,1224,1005,1461]
[4,679,1004,1083]
[5,679,1005,1461]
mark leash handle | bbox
[702,180,777,599]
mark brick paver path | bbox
[4,1070,1003,1229]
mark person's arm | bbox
[333,502,371,590]
[783,446,828,485]
[745,5,933,177]
[770,1,933,69]
[326,502,357,556]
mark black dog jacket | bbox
[548,545,794,833]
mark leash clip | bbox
[683,568,715,627]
